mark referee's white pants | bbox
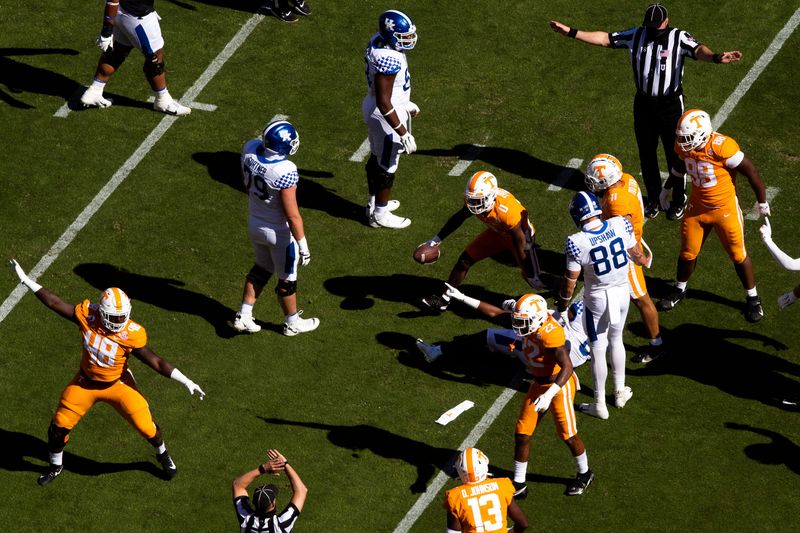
[583,284,631,402]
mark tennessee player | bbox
[421,171,545,312]
[585,154,665,363]
[657,109,769,322]
[509,294,593,499]
[444,447,528,533]
[10,260,205,486]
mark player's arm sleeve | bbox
[608,27,636,49]
[763,237,800,271]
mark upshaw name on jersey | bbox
[75,300,147,381]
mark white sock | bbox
[676,281,688,291]
[574,451,588,474]
[239,303,254,317]
[650,336,663,346]
[367,195,376,211]
[374,204,388,218]
[50,451,64,466]
[89,79,106,91]
[285,312,299,324]
[513,460,527,483]
[746,287,758,298]
[156,443,167,455]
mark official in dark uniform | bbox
[549,3,742,220]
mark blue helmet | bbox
[569,191,603,227]
[378,10,417,51]
[262,120,299,156]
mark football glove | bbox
[400,132,416,155]
[298,237,311,266]
[759,218,772,241]
[501,299,517,312]
[170,368,206,400]
[533,384,561,413]
[778,291,797,310]
[758,202,771,217]
[426,236,442,247]
[444,282,465,302]
[659,187,672,211]
[9,259,41,292]
[96,33,114,53]
[405,102,420,117]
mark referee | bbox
[549,3,742,220]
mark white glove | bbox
[758,202,771,217]
[501,299,517,312]
[778,291,797,310]
[759,218,772,241]
[9,259,41,292]
[170,368,206,400]
[659,187,672,211]
[444,282,465,302]
[405,102,420,117]
[96,33,113,53]
[185,381,206,400]
[400,132,416,154]
[533,384,561,413]
[297,237,311,266]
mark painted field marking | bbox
[548,158,584,192]
[746,186,780,220]
[448,144,486,176]
[349,138,371,162]
[1,13,266,325]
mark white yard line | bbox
[393,372,525,533]
[548,158,584,192]
[393,8,800,531]
[447,144,486,176]
[746,186,780,220]
[0,14,265,325]
[349,138,371,162]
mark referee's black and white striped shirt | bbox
[234,497,300,533]
[609,26,700,97]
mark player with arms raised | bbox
[9,260,205,486]
[444,447,528,533]
[657,109,769,322]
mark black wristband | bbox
[258,464,267,474]
[101,23,113,38]
[712,53,723,64]
[567,27,578,39]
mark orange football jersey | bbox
[518,316,566,379]
[475,188,531,234]
[675,132,743,208]
[445,477,515,533]
[74,300,147,382]
[601,173,644,244]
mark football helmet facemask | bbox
[455,447,490,484]
[98,287,131,333]
[262,120,300,156]
[569,191,603,227]
[512,294,549,337]
[676,109,713,152]
[585,153,623,193]
[464,171,498,215]
[378,10,417,51]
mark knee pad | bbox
[143,53,165,77]
[47,422,70,451]
[275,279,297,297]
[246,265,272,288]
[104,47,129,70]
[365,155,394,192]
[456,251,476,270]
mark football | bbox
[413,242,441,265]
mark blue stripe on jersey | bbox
[375,55,401,75]
[380,134,394,169]
[566,238,581,262]
[284,241,297,275]
[274,171,299,189]
[134,24,153,55]
[584,305,598,343]
[585,220,608,234]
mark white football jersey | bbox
[241,139,299,226]
[363,33,411,113]
[565,216,637,290]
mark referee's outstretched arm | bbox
[695,45,743,64]
[549,20,611,47]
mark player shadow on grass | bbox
[192,151,364,223]
[0,48,150,111]
[628,323,797,410]
[0,427,163,479]
[724,422,800,475]
[73,263,241,339]
[167,0,257,13]
[377,330,528,392]
[645,275,745,314]
[258,417,457,493]
[415,145,585,191]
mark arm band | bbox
[381,107,396,117]
[23,278,42,293]
[392,122,404,131]
[258,464,267,474]
[567,28,578,38]
[713,53,723,64]
[461,295,481,310]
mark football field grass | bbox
[1,1,799,531]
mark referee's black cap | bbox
[643,3,668,28]
[254,483,279,514]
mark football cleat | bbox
[98,287,131,333]
[644,202,660,219]
[415,339,443,363]
[156,451,177,479]
[657,287,686,312]
[512,294,548,337]
[234,313,261,333]
[614,386,633,408]
[421,293,450,313]
[666,202,685,221]
[512,480,528,500]
[577,402,609,420]
[283,311,319,336]
[676,109,713,152]
[633,344,664,364]
[37,464,63,486]
[80,87,112,108]
[568,191,603,227]
[292,0,311,15]
[745,295,764,323]
[369,211,411,229]
[455,447,490,484]
[565,469,594,496]
[153,98,191,116]
[584,154,623,193]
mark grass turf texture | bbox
[1,0,798,531]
